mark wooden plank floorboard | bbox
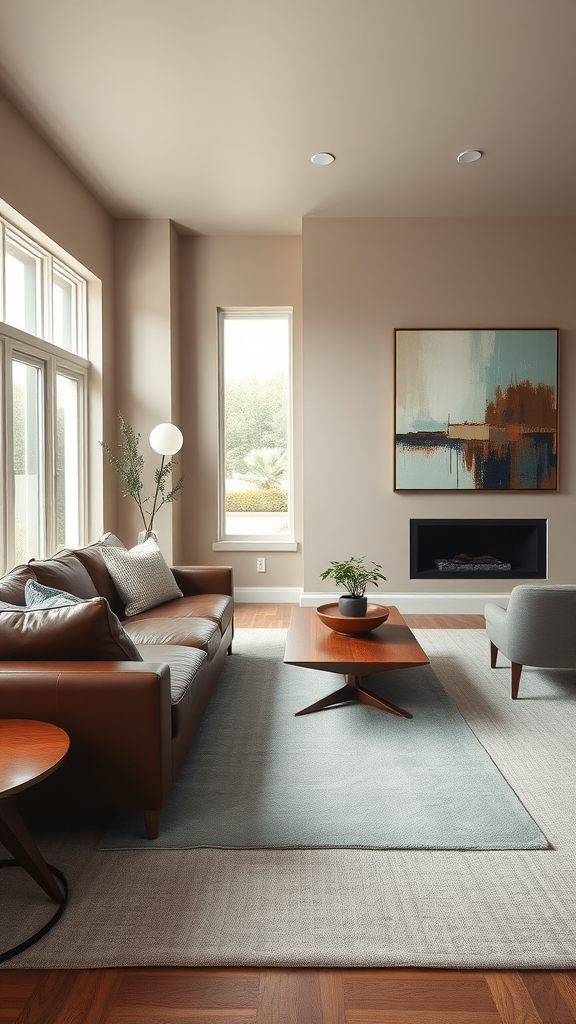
[3,969,574,1023]
[2,610,570,1024]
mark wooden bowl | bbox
[316,603,390,636]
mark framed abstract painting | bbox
[394,329,558,490]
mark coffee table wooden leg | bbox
[296,677,413,718]
[356,687,413,719]
[295,682,358,716]
[347,675,413,719]
[0,797,64,903]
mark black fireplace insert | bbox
[410,519,547,579]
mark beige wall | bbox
[302,216,576,601]
[179,235,303,588]
[112,219,181,557]
[0,89,114,540]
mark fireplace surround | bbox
[410,519,547,580]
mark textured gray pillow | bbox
[25,579,83,608]
[100,538,183,616]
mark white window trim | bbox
[1,325,88,570]
[213,306,296,552]
[1,218,87,357]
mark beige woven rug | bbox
[1,628,575,969]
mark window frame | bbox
[1,219,87,357]
[0,326,89,571]
[213,306,297,552]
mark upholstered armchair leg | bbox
[490,641,498,668]
[144,810,159,839]
[511,663,522,700]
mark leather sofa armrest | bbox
[0,662,173,810]
[171,565,234,598]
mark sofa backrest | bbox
[74,534,127,619]
[29,551,100,599]
[0,534,128,617]
[23,533,127,619]
[0,564,37,604]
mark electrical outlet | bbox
[257,557,266,572]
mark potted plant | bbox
[101,412,184,542]
[320,556,386,617]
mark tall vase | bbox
[137,530,159,546]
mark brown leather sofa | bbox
[0,534,234,838]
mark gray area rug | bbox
[1,628,575,970]
[100,631,547,850]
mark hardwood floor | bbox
[234,604,486,630]
[2,606,572,1024]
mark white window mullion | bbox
[43,253,53,344]
[44,354,57,555]
[0,220,5,325]
[55,362,87,550]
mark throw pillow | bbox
[0,598,144,661]
[25,579,84,609]
[100,538,183,617]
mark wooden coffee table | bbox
[284,606,429,719]
[0,719,70,903]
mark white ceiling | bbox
[1,0,575,235]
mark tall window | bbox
[218,309,293,545]
[0,215,88,571]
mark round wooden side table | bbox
[0,718,70,903]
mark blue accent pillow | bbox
[25,579,84,609]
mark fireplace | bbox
[410,519,547,580]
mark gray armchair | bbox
[484,585,576,699]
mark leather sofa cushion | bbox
[137,643,209,736]
[0,598,143,661]
[74,536,126,619]
[0,564,37,604]
[127,594,233,635]
[29,552,100,600]
[124,616,221,661]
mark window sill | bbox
[212,540,298,552]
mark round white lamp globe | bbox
[149,422,184,456]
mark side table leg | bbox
[0,797,64,903]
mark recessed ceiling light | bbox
[457,150,483,163]
[311,152,335,165]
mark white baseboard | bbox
[301,592,511,614]
[234,587,303,604]
[234,588,512,612]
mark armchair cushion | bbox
[485,585,576,669]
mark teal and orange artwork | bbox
[394,329,558,490]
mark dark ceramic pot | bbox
[338,595,367,617]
